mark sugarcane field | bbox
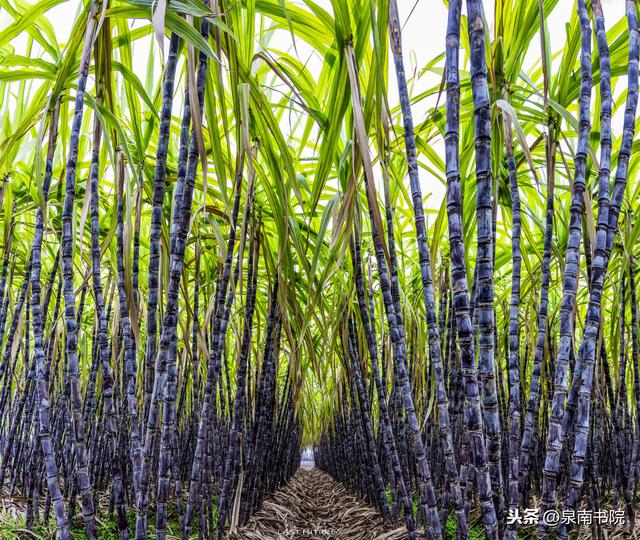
[1,0,640,537]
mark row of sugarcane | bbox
[0,1,302,539]
[316,0,640,539]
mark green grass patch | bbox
[0,506,205,539]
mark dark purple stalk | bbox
[444,0,498,536]
[59,3,101,536]
[143,32,181,429]
[538,1,592,531]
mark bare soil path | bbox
[234,468,406,540]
